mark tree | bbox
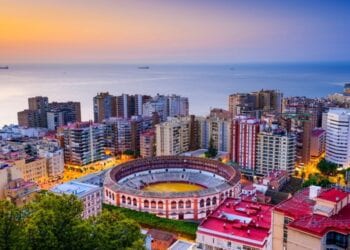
[21,193,84,250]
[123,150,135,156]
[317,158,338,176]
[0,193,145,250]
[205,137,217,158]
[89,210,145,250]
[318,178,332,187]
[302,174,332,188]
[294,170,299,177]
[0,201,23,250]
[302,174,319,187]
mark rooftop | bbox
[274,187,350,236]
[141,129,156,136]
[328,108,350,115]
[62,121,104,130]
[242,184,256,191]
[288,204,350,236]
[169,240,194,250]
[198,198,273,248]
[6,178,38,190]
[51,181,101,198]
[274,187,316,219]
[311,128,326,137]
[317,188,348,203]
[147,228,176,242]
[264,170,288,182]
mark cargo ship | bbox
[138,66,150,69]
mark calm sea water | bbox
[0,63,349,126]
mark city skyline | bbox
[1,0,350,63]
[1,2,350,250]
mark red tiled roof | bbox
[274,188,315,219]
[242,184,256,191]
[317,189,348,203]
[274,188,350,236]
[198,198,273,248]
[288,204,350,236]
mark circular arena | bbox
[104,156,241,220]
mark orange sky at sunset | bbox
[0,1,287,63]
[1,0,350,63]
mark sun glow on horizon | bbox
[1,0,350,63]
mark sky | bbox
[1,0,350,63]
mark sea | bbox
[0,62,349,126]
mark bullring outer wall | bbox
[104,156,241,220]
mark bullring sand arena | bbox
[104,156,241,220]
[142,182,204,192]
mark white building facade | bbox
[255,130,296,176]
[51,181,102,219]
[156,117,190,156]
[197,116,231,153]
[325,108,350,169]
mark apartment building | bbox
[255,128,296,176]
[231,116,261,170]
[197,116,232,153]
[156,117,191,156]
[273,186,349,250]
[325,108,350,169]
[51,181,102,219]
[104,116,153,155]
[93,92,117,123]
[63,122,106,166]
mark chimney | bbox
[309,185,321,200]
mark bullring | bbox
[104,156,241,220]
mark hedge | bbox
[103,204,198,239]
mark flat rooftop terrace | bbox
[198,198,273,248]
[51,181,100,198]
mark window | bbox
[283,217,292,246]
[178,200,184,209]
[151,201,156,209]
[326,232,348,249]
[243,246,259,250]
[206,198,211,206]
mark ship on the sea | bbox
[0,66,9,70]
[138,66,150,69]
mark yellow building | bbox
[0,163,23,199]
[272,186,350,250]
[4,178,40,206]
[12,157,47,183]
